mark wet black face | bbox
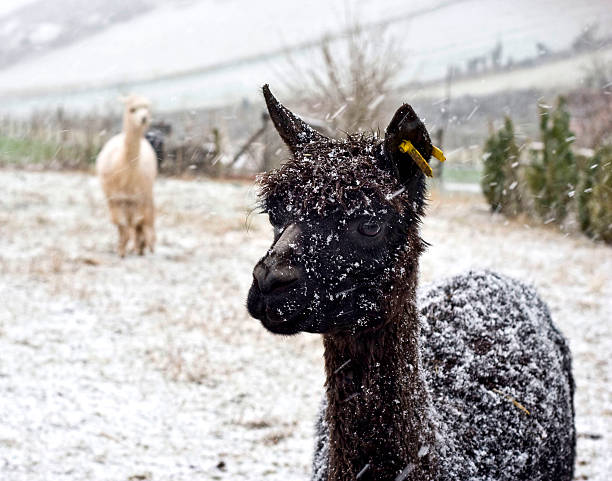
[247,200,412,335]
[247,85,433,335]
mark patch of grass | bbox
[443,165,482,184]
[0,135,60,165]
[150,335,209,384]
[0,132,102,169]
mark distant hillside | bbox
[0,0,611,116]
[0,0,157,69]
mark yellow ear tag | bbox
[398,139,433,177]
[432,146,446,162]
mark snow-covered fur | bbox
[312,271,576,481]
[96,95,157,257]
[246,85,575,481]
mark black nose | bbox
[253,263,299,295]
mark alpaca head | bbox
[247,86,433,335]
[122,95,152,132]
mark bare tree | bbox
[283,22,403,134]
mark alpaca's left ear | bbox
[383,104,433,184]
[262,84,327,154]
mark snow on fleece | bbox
[312,270,575,481]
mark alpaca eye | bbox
[358,221,381,237]
[130,108,136,113]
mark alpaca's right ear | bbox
[383,104,434,184]
[262,84,326,153]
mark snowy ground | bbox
[0,170,609,480]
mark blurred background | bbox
[1,1,611,190]
[0,1,610,480]
[2,0,611,239]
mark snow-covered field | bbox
[0,170,610,480]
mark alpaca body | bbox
[313,270,575,481]
[96,95,157,256]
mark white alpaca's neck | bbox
[122,120,143,167]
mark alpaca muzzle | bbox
[253,261,299,296]
[255,222,303,295]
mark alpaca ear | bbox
[383,104,434,184]
[262,84,326,153]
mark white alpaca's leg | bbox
[117,224,129,258]
[109,201,130,258]
[134,223,146,256]
[144,223,155,253]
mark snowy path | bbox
[0,170,609,480]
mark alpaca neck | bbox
[322,262,438,481]
[122,121,143,166]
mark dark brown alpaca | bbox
[320,247,437,480]
[247,85,575,481]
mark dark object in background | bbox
[146,122,172,169]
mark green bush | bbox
[579,145,612,243]
[481,117,522,216]
[576,152,596,234]
[526,97,577,222]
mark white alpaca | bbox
[96,95,157,257]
